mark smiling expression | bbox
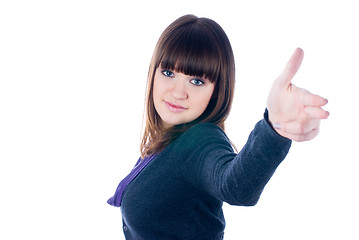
[153,67,215,128]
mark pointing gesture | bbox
[267,48,329,142]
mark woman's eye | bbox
[190,79,205,86]
[162,70,174,77]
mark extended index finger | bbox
[297,87,328,107]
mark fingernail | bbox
[273,123,281,129]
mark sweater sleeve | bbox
[178,110,292,206]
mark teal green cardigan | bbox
[108,110,292,239]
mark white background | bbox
[1,0,358,239]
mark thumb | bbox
[276,48,304,87]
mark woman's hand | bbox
[267,48,329,142]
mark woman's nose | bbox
[171,79,188,100]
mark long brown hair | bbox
[140,14,236,158]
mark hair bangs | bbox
[158,24,221,83]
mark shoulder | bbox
[181,122,229,142]
[169,122,233,156]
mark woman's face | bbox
[153,67,215,128]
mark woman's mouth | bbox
[164,101,187,112]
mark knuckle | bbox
[295,121,307,135]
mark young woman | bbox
[108,15,329,239]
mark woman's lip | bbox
[164,101,187,112]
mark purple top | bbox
[107,154,157,207]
